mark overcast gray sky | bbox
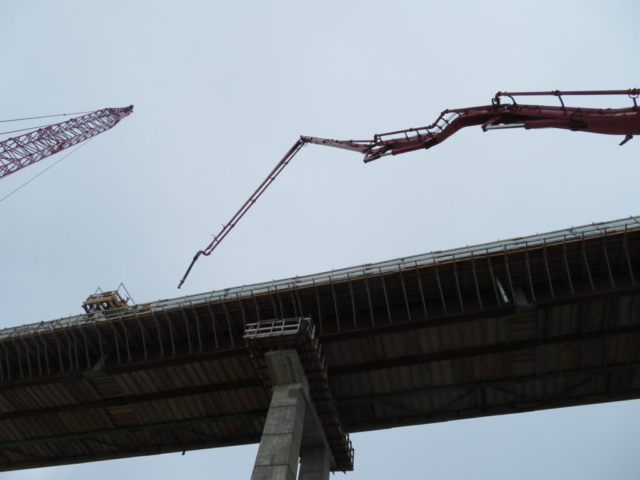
[1,1,639,478]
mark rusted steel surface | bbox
[0,216,638,471]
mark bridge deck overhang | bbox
[0,216,638,471]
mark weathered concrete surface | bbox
[250,350,335,480]
[265,350,310,393]
[250,384,306,480]
[298,445,331,480]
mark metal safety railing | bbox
[244,317,354,471]
[243,317,310,340]
[2,215,639,340]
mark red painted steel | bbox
[0,106,134,180]
[305,89,640,162]
[495,89,640,99]
[178,90,639,287]
[178,139,306,288]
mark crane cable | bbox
[0,110,94,124]
[0,123,62,137]
[0,138,95,205]
[0,110,99,138]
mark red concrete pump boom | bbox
[178,89,639,288]
[302,89,640,162]
[0,106,134,180]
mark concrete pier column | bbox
[250,350,310,480]
[298,445,331,480]
[250,384,306,480]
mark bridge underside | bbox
[0,217,638,471]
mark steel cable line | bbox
[0,123,57,137]
[0,111,94,124]
[0,138,95,205]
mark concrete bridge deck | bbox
[0,216,638,471]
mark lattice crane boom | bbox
[0,106,134,180]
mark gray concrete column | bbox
[250,384,306,480]
[298,445,331,480]
[250,350,310,480]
